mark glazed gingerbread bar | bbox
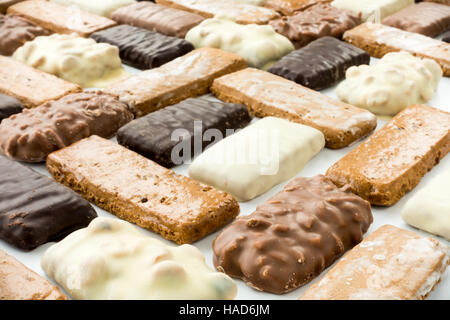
[327,104,450,206]
[213,175,373,294]
[0,56,81,108]
[104,48,246,117]
[7,0,117,37]
[90,24,194,70]
[211,68,377,149]
[300,225,450,300]
[382,2,450,37]
[155,0,280,25]
[0,249,67,300]
[46,135,240,244]
[0,13,49,56]
[265,0,331,15]
[0,91,133,162]
[0,155,97,250]
[343,22,450,76]
[110,1,205,38]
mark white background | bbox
[1,56,449,300]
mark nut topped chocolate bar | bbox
[117,96,251,168]
[0,155,97,250]
[46,135,240,245]
[0,13,49,56]
[382,2,450,37]
[0,91,133,163]
[91,24,194,70]
[111,1,204,38]
[213,175,373,294]
[269,3,361,48]
[268,37,369,90]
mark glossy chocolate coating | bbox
[268,37,369,90]
[90,24,194,69]
[111,1,204,38]
[0,91,133,163]
[269,3,361,49]
[0,93,22,123]
[382,2,450,37]
[117,96,251,168]
[0,13,49,55]
[0,155,97,250]
[213,175,373,294]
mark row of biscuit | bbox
[0,0,449,300]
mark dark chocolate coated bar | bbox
[117,96,251,168]
[0,93,22,122]
[90,24,194,70]
[0,155,97,250]
[268,37,370,90]
[443,30,450,43]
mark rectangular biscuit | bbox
[382,2,450,37]
[188,117,325,201]
[90,24,194,70]
[104,48,247,117]
[268,37,369,90]
[0,155,97,250]
[110,1,205,38]
[331,0,414,22]
[8,0,117,37]
[300,225,450,300]
[343,22,450,76]
[326,104,450,206]
[264,0,331,15]
[0,56,81,108]
[211,68,377,149]
[402,167,450,241]
[213,175,373,294]
[49,0,136,17]
[117,96,251,168]
[46,135,240,244]
[155,0,280,25]
[0,249,67,300]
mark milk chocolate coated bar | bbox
[343,22,450,76]
[300,225,450,300]
[91,25,194,70]
[268,37,369,90]
[327,104,450,206]
[104,48,246,117]
[0,93,22,122]
[46,136,240,244]
[269,3,361,48]
[0,13,49,56]
[0,56,81,108]
[110,1,204,38]
[265,0,331,15]
[155,0,280,24]
[382,2,450,37]
[211,68,377,149]
[0,91,133,162]
[0,155,97,250]
[0,249,67,300]
[8,0,117,37]
[213,175,373,294]
[117,96,251,168]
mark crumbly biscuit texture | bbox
[42,217,237,300]
[336,52,442,116]
[186,18,294,69]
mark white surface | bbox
[0,57,449,300]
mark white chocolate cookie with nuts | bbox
[336,52,442,116]
[186,18,294,69]
[13,33,128,88]
[41,217,237,300]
